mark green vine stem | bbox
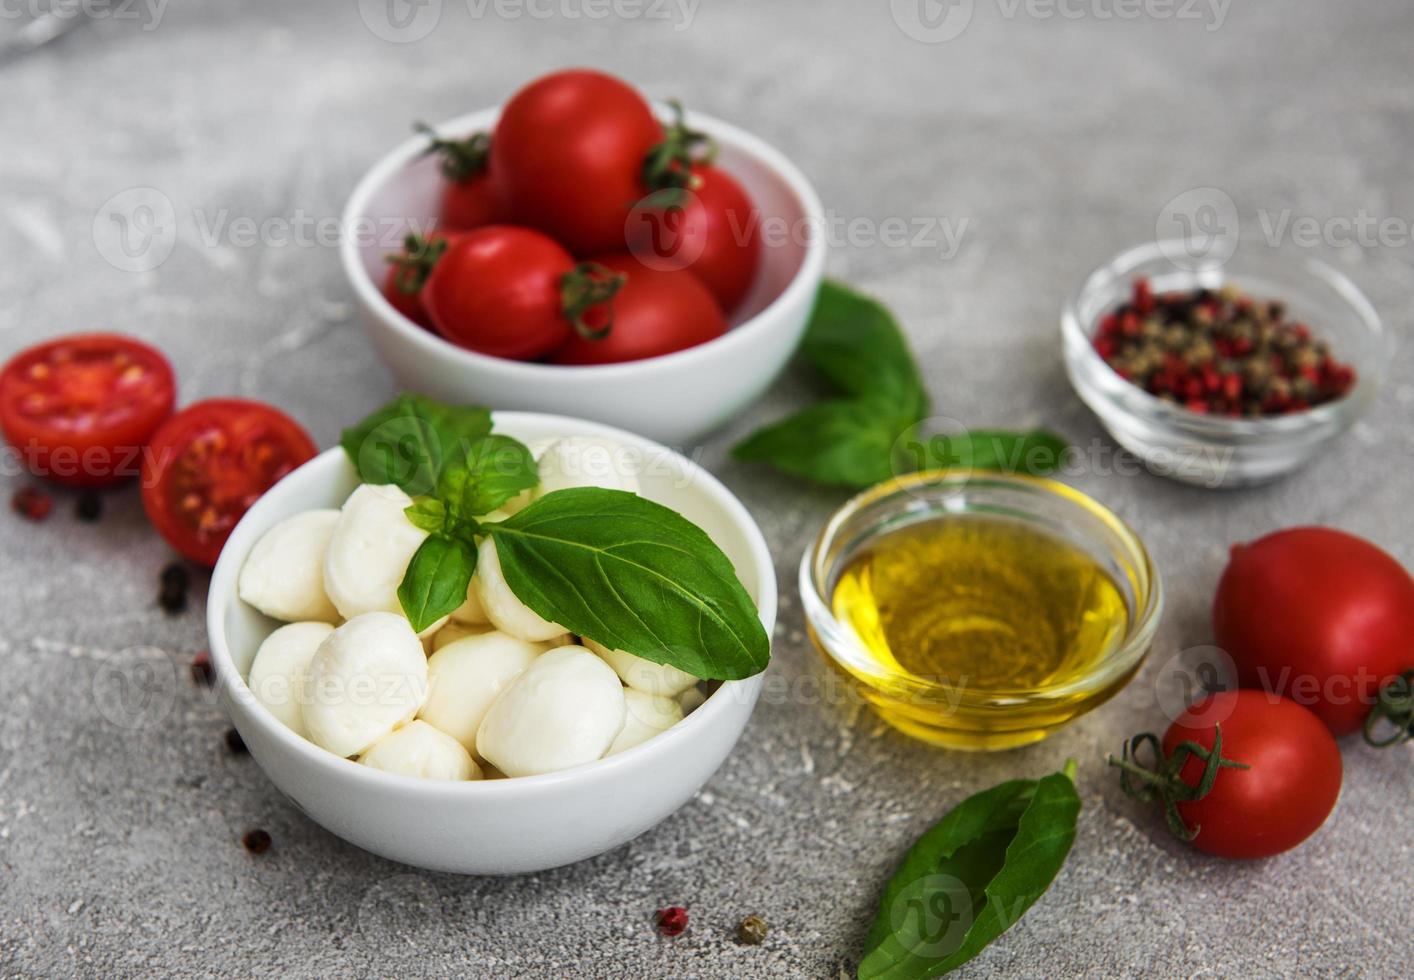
[1363,670,1414,748]
[415,121,491,182]
[641,100,717,203]
[387,234,449,296]
[560,262,626,340]
[1107,726,1248,841]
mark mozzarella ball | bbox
[608,689,684,756]
[476,646,626,777]
[238,510,341,623]
[474,536,567,642]
[419,631,549,753]
[246,621,334,737]
[323,484,429,621]
[301,612,429,758]
[536,436,641,496]
[431,620,490,652]
[585,638,699,698]
[500,438,556,516]
[677,685,707,715]
[449,575,489,625]
[360,721,481,781]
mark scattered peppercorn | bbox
[736,914,768,946]
[241,829,272,854]
[656,906,689,937]
[225,728,247,754]
[1094,279,1357,417]
[75,492,103,523]
[159,563,189,614]
[191,651,214,686]
[11,487,53,521]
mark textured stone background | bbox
[1,1,1411,977]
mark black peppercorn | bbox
[159,563,189,614]
[76,492,103,523]
[242,829,272,854]
[225,728,247,754]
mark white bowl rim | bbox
[206,410,777,800]
[339,103,828,379]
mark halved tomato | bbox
[140,399,316,566]
[0,333,176,487]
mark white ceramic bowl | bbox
[340,105,827,446]
[207,412,776,874]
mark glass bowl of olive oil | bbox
[800,472,1162,751]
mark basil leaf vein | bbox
[397,534,477,633]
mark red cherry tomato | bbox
[1160,691,1341,860]
[553,254,727,365]
[441,173,504,233]
[0,333,176,487]
[1213,527,1414,735]
[490,69,662,255]
[141,400,316,567]
[382,233,461,329]
[423,226,584,360]
[627,163,761,314]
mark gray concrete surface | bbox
[2,1,1411,976]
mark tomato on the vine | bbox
[141,400,316,567]
[553,254,727,365]
[0,333,176,487]
[627,162,761,315]
[383,233,460,329]
[1112,690,1341,860]
[1213,527,1414,735]
[490,69,662,255]
[423,226,621,361]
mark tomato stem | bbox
[1107,725,1248,841]
[387,234,449,296]
[641,100,716,204]
[415,122,491,182]
[560,262,627,340]
[1363,670,1414,748]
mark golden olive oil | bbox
[831,516,1129,698]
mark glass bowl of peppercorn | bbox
[1062,242,1386,488]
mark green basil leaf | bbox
[732,396,910,488]
[858,765,1081,979]
[438,434,539,519]
[397,535,477,633]
[893,428,1070,478]
[341,395,492,496]
[802,280,929,411]
[488,488,769,680]
[404,498,449,534]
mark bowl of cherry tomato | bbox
[340,69,826,445]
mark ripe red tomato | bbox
[382,233,461,329]
[490,69,662,255]
[141,400,316,567]
[416,126,506,233]
[1213,527,1414,735]
[0,333,176,487]
[626,163,761,314]
[423,226,583,360]
[1160,691,1341,859]
[553,254,727,365]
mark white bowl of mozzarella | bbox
[207,411,775,875]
